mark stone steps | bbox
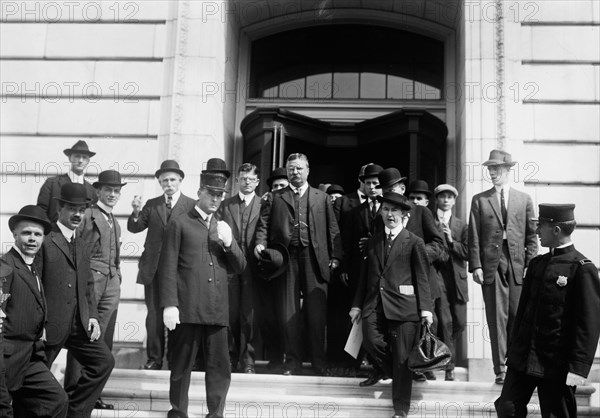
[95,368,599,417]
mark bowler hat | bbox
[202,158,231,179]
[93,170,127,188]
[377,192,412,211]
[267,167,288,188]
[360,164,384,181]
[408,180,431,197]
[434,184,459,197]
[358,163,374,178]
[155,160,185,179]
[63,140,95,157]
[9,205,52,235]
[532,203,576,223]
[376,168,407,189]
[257,243,289,281]
[200,172,228,192]
[327,184,345,195]
[54,183,92,206]
[482,149,516,167]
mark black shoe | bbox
[244,365,256,374]
[142,360,162,370]
[95,398,114,410]
[359,371,386,387]
[445,370,455,381]
[424,371,436,380]
[412,372,427,382]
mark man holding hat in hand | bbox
[158,169,246,418]
[495,203,600,418]
[64,170,127,410]
[468,149,538,384]
[128,160,196,370]
[350,192,432,418]
[37,140,97,222]
[41,183,114,418]
[1,206,68,417]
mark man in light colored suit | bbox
[468,149,538,384]
[254,153,342,376]
[128,160,196,370]
[218,163,262,373]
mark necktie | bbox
[385,232,393,263]
[28,263,41,292]
[166,196,173,210]
[500,189,507,229]
[69,235,77,265]
[293,188,300,200]
[370,200,377,219]
[107,213,114,228]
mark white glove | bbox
[217,221,233,247]
[163,306,180,331]
[565,372,586,386]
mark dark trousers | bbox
[228,267,255,370]
[65,270,120,391]
[433,279,456,370]
[495,368,577,418]
[144,277,166,366]
[45,318,114,418]
[482,242,521,374]
[254,272,284,366]
[326,274,360,369]
[284,245,328,371]
[167,323,230,418]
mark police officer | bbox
[495,203,600,418]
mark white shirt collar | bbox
[195,206,211,223]
[238,191,256,204]
[555,241,573,249]
[57,221,76,241]
[292,183,309,197]
[166,190,181,206]
[494,184,510,195]
[384,224,404,239]
[96,200,113,214]
[68,170,85,185]
[12,244,35,265]
[437,208,451,224]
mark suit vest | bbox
[290,191,309,247]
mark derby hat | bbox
[377,191,412,211]
[408,180,431,197]
[93,170,127,188]
[327,184,345,195]
[200,172,228,192]
[434,184,459,197]
[482,149,516,167]
[358,163,374,178]
[155,160,185,179]
[267,167,288,188]
[532,203,576,223]
[202,158,231,179]
[54,183,92,206]
[63,140,95,157]
[376,168,407,189]
[9,205,52,235]
[359,164,384,181]
[257,242,289,281]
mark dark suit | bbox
[65,205,122,391]
[37,174,96,222]
[40,224,114,417]
[218,194,262,369]
[1,250,68,418]
[128,193,196,366]
[433,212,469,370]
[158,209,246,418]
[496,246,600,417]
[333,190,363,226]
[353,228,432,416]
[469,187,538,374]
[255,185,342,372]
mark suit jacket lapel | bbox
[229,198,241,233]
[248,195,260,225]
[51,230,76,268]
[157,198,168,225]
[10,249,45,310]
[281,187,295,209]
[373,231,385,270]
[170,195,188,221]
[485,188,503,224]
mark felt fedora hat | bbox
[482,149,517,167]
[202,158,231,179]
[54,183,92,206]
[93,170,127,188]
[257,242,289,281]
[376,168,407,189]
[155,160,185,179]
[63,140,95,157]
[9,205,52,235]
[377,191,412,211]
[267,167,288,188]
[408,180,431,197]
[200,172,228,192]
